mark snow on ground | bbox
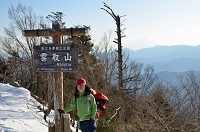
[0,83,81,132]
[0,83,51,132]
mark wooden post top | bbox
[22,27,89,37]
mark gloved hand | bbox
[58,109,64,114]
[90,118,95,122]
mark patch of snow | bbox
[0,83,80,132]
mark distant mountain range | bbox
[123,45,200,84]
[124,38,159,51]
[157,70,200,83]
[123,45,200,72]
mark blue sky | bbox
[1,0,200,50]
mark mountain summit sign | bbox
[34,43,78,72]
[23,21,88,132]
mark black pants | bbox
[79,119,96,132]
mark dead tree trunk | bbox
[101,2,126,94]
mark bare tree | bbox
[92,31,118,90]
[0,3,51,92]
[101,2,126,92]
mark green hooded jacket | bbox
[64,92,97,120]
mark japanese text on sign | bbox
[34,43,79,72]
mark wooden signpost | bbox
[23,20,88,132]
[34,43,79,72]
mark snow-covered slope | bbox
[0,83,51,132]
[0,83,81,132]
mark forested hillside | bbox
[1,3,200,132]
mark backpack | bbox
[94,92,109,114]
[88,89,109,116]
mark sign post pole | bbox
[52,20,64,132]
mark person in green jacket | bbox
[58,78,97,132]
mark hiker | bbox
[58,78,97,132]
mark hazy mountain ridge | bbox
[156,70,200,85]
[124,38,159,51]
[124,45,200,62]
[152,57,200,72]
[123,45,200,84]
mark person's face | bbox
[77,85,85,93]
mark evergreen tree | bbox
[65,26,106,89]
